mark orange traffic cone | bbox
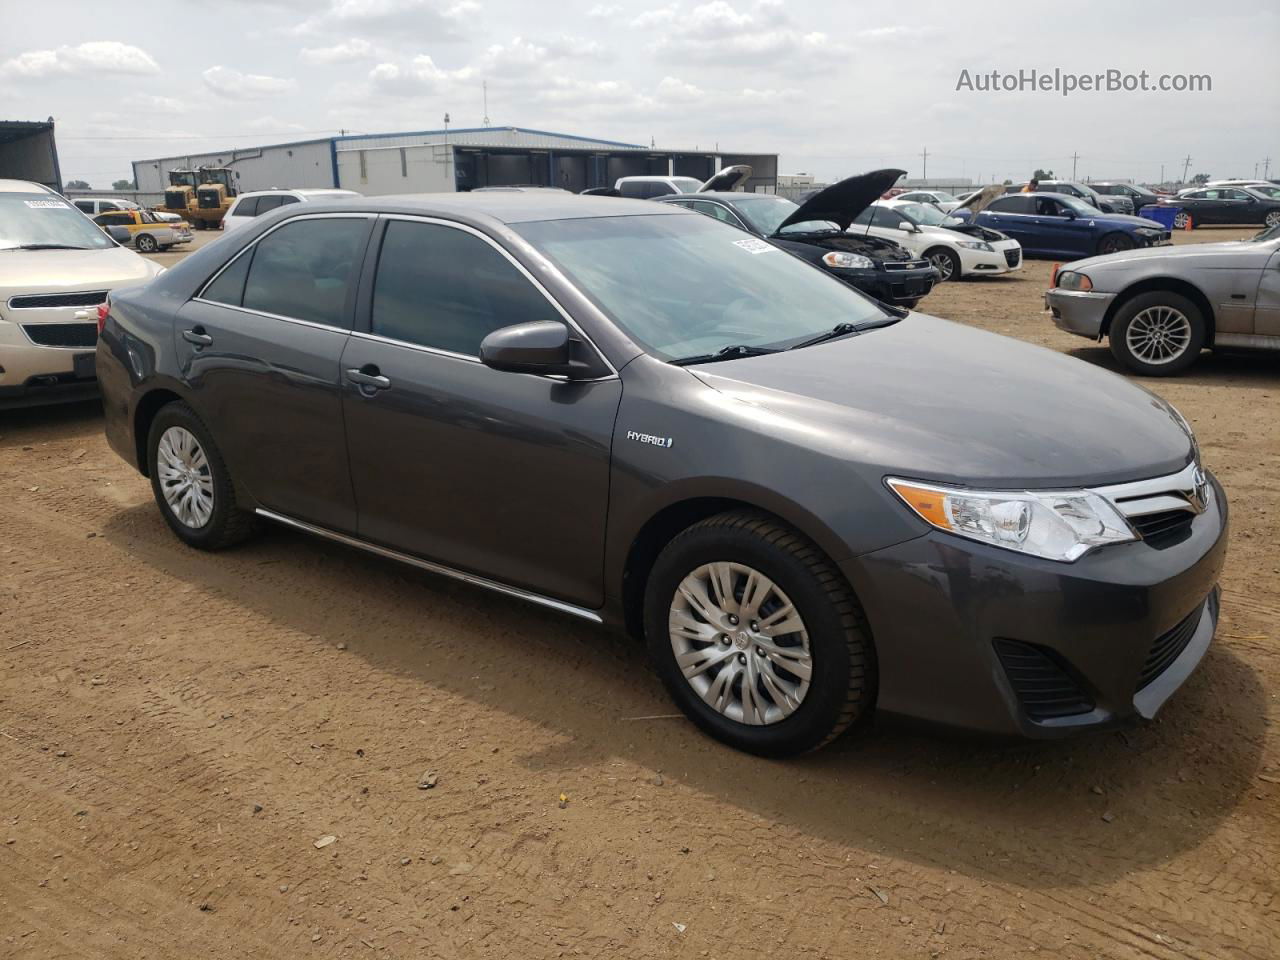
[1183,213,1193,231]
[1050,262,1061,287]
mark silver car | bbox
[1045,224,1280,375]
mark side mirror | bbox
[480,321,573,377]
[897,221,916,232]
[103,225,132,244]
[1062,208,1077,220]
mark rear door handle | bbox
[346,365,391,391]
[182,328,213,347]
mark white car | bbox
[895,190,962,213]
[613,165,754,200]
[223,188,362,234]
[1,179,163,406]
[851,199,1023,281]
[71,196,141,216]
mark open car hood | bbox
[954,184,1007,216]
[698,164,752,193]
[775,168,905,234]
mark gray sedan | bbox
[1046,224,1280,374]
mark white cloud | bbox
[294,0,476,38]
[656,76,704,100]
[0,41,160,79]
[586,3,619,15]
[300,38,377,63]
[630,5,678,28]
[123,93,187,113]
[202,65,297,98]
[368,55,457,95]
[247,115,307,131]
[648,1,843,64]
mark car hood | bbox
[689,314,1192,487]
[953,184,1006,216]
[1085,212,1166,229]
[0,245,160,293]
[776,168,906,233]
[698,164,752,193]
[1062,237,1276,273]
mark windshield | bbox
[0,192,116,251]
[728,195,840,235]
[928,191,957,202]
[893,202,952,227]
[516,214,887,360]
[1249,223,1280,242]
[672,178,704,193]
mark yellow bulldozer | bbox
[156,165,238,229]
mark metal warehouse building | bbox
[132,126,778,197]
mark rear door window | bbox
[370,219,563,357]
[256,196,285,215]
[239,217,369,327]
[233,196,260,217]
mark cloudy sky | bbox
[2,0,1275,188]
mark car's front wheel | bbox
[924,247,961,282]
[1108,291,1206,376]
[1266,210,1280,228]
[1096,232,1134,256]
[147,402,258,550]
[644,512,875,756]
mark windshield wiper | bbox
[669,344,781,366]
[789,310,908,350]
[3,243,95,251]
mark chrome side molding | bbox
[254,508,604,623]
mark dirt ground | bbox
[2,228,1277,959]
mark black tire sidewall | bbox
[643,521,858,756]
[146,403,239,549]
[1097,232,1134,255]
[1109,290,1205,376]
[926,247,961,281]
[136,234,157,252]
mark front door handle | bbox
[345,365,391,392]
[182,327,213,347]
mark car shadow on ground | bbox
[100,501,1267,892]
[1067,343,1280,388]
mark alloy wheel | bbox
[1173,211,1190,229]
[1124,305,1193,365]
[928,251,955,281]
[1266,210,1280,227]
[156,426,215,528]
[668,561,812,726]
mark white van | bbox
[1,180,163,406]
[223,189,361,233]
[71,196,141,216]
[614,165,754,200]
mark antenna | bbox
[482,81,490,127]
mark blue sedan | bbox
[953,192,1171,259]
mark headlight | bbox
[887,478,1136,562]
[1056,270,1092,291]
[956,240,993,252]
[822,251,873,270]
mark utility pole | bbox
[1265,157,1272,178]
[482,81,489,126]
[920,147,928,182]
[1160,162,1165,186]
[1181,154,1192,185]
[1071,151,1080,180]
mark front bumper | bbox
[841,472,1228,738]
[1045,287,1116,339]
[0,320,99,406]
[957,241,1022,276]
[830,264,939,305]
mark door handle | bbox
[345,366,391,391]
[182,327,213,347]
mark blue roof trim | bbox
[331,125,644,149]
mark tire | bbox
[146,402,259,550]
[901,298,920,310]
[643,511,876,756]
[1173,210,1192,230]
[1096,232,1134,256]
[1108,290,1206,376]
[1266,210,1280,228]
[924,246,961,282]
[135,233,158,253]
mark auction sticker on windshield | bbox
[733,238,776,254]
[24,199,70,209]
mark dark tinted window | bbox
[203,250,253,306]
[371,220,562,356]
[233,196,260,217]
[871,206,905,228]
[100,201,120,211]
[241,217,368,327]
[989,196,1034,214]
[1035,197,1066,216]
[278,195,301,206]
[74,199,93,213]
[256,195,285,214]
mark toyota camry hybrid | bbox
[97,193,1227,756]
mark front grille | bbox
[994,639,1096,721]
[197,189,221,209]
[1130,509,1194,541]
[1004,249,1021,267]
[21,322,98,348]
[9,291,107,309]
[164,190,188,208]
[1137,603,1204,690]
[883,260,931,271]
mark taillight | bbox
[96,298,110,334]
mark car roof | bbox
[279,192,689,225]
[238,188,359,198]
[0,179,57,194]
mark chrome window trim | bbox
[255,507,603,623]
[373,213,618,378]
[187,299,354,335]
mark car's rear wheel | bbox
[1108,291,1205,376]
[1173,210,1192,229]
[147,402,258,550]
[1096,232,1134,256]
[135,233,158,253]
[924,247,961,281]
[644,512,875,756]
